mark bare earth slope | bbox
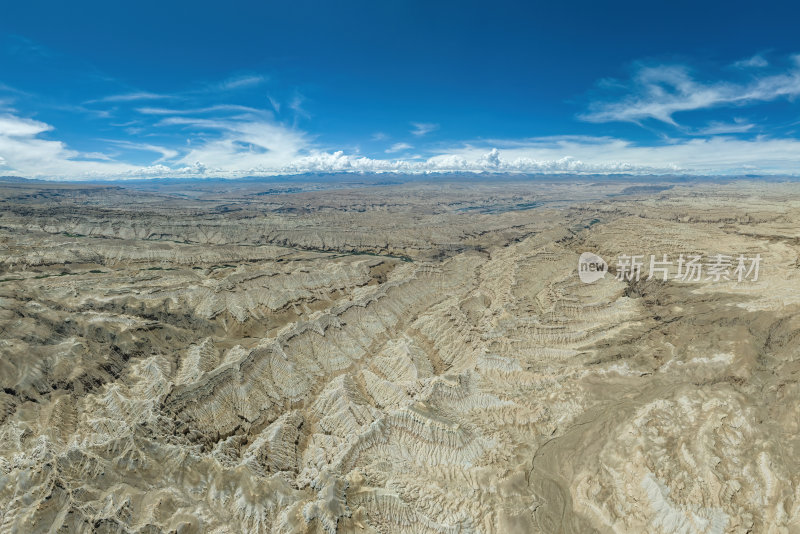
[0,177,798,533]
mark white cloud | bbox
[385,142,413,153]
[268,96,281,113]
[582,57,800,125]
[0,82,32,98]
[733,55,769,69]
[88,92,168,103]
[88,75,265,108]
[281,148,630,175]
[0,114,52,136]
[104,140,180,162]
[281,136,800,176]
[216,75,266,91]
[6,111,800,179]
[410,122,439,136]
[289,93,310,120]
[136,104,264,115]
[0,113,143,178]
[429,136,800,174]
[6,87,800,180]
[158,115,310,173]
[692,119,755,135]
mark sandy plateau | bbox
[0,176,799,533]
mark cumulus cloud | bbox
[7,59,800,181]
[281,136,800,176]
[410,122,439,136]
[281,148,640,175]
[5,108,800,179]
[0,113,143,178]
[447,136,800,174]
[581,56,800,125]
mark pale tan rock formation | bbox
[0,178,798,533]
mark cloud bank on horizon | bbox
[3,54,800,179]
[2,2,800,180]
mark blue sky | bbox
[2,0,800,179]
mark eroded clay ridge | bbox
[0,178,798,533]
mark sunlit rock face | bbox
[0,177,799,533]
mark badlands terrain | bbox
[0,175,799,533]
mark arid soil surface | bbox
[1,176,799,533]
